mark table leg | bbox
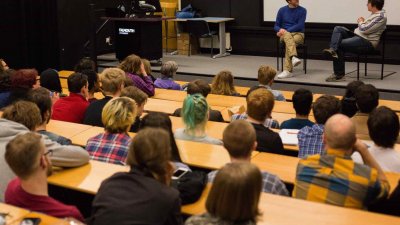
[213,21,230,59]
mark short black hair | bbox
[80,69,98,92]
[355,84,379,113]
[292,88,313,116]
[313,95,341,124]
[369,0,384,10]
[67,73,88,93]
[74,57,95,72]
[344,80,364,98]
[187,79,211,97]
[368,106,399,148]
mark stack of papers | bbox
[279,129,299,146]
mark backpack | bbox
[171,170,207,204]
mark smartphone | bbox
[20,218,41,225]
[172,168,189,180]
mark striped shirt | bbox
[293,149,389,209]
[231,113,280,129]
[298,124,324,158]
[86,132,131,165]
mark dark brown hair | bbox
[313,95,340,124]
[223,120,256,158]
[368,106,399,148]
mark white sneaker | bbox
[292,56,302,67]
[277,70,294,79]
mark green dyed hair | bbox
[182,94,209,131]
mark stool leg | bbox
[365,55,367,77]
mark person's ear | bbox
[253,141,258,150]
[322,132,327,145]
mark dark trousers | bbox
[329,26,374,76]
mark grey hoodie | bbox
[0,118,89,202]
[354,10,387,48]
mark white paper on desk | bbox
[279,129,299,146]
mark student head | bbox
[141,59,152,76]
[126,128,172,185]
[187,79,211,97]
[355,84,379,114]
[344,80,364,99]
[67,72,89,97]
[118,54,142,75]
[160,61,178,78]
[121,86,148,117]
[223,120,257,161]
[368,0,384,11]
[286,0,299,7]
[5,132,52,180]
[206,163,262,223]
[368,106,399,148]
[182,94,209,132]
[102,97,137,133]
[0,58,9,72]
[141,112,182,162]
[12,69,40,90]
[312,95,341,125]
[81,69,100,94]
[39,69,62,93]
[324,114,356,153]
[211,70,237,96]
[99,68,126,96]
[0,69,13,92]
[28,87,53,125]
[74,57,96,72]
[2,101,42,131]
[292,88,313,116]
[258,65,277,86]
[247,88,275,122]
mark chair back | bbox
[186,20,211,37]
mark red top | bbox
[51,93,89,123]
[5,179,84,222]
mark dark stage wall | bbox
[181,0,400,64]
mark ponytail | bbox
[182,94,209,131]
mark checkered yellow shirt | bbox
[293,149,389,209]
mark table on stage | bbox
[169,17,234,58]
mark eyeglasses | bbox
[44,150,53,157]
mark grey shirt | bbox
[174,128,223,145]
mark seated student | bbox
[118,54,155,97]
[173,79,224,122]
[298,95,340,158]
[0,101,89,202]
[210,70,239,96]
[154,61,181,90]
[51,72,89,123]
[141,112,190,170]
[231,86,280,129]
[185,163,262,225]
[280,88,314,129]
[141,58,157,82]
[81,69,100,103]
[121,86,148,132]
[244,88,284,154]
[4,132,84,221]
[255,65,285,101]
[83,68,125,127]
[9,69,41,105]
[294,114,389,209]
[352,84,379,137]
[174,94,223,145]
[74,57,96,72]
[0,69,14,109]
[208,120,288,195]
[40,69,62,94]
[28,87,71,145]
[88,128,182,225]
[340,81,364,118]
[86,97,137,165]
[352,106,400,173]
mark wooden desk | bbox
[20,212,71,225]
[69,126,105,147]
[46,120,93,139]
[48,160,129,194]
[59,70,73,78]
[0,203,30,224]
[182,185,400,225]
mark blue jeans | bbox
[329,26,374,76]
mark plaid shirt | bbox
[207,166,289,196]
[126,72,155,97]
[298,124,324,158]
[86,132,131,165]
[293,149,390,209]
[231,113,280,129]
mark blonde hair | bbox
[206,163,262,222]
[247,88,275,122]
[102,97,137,133]
[118,54,142,75]
[141,59,152,75]
[211,70,237,96]
[258,65,277,85]
[99,68,126,94]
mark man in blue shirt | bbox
[274,0,307,79]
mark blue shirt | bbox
[258,84,285,102]
[297,124,324,158]
[274,5,307,33]
[280,118,314,130]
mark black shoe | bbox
[323,48,339,59]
